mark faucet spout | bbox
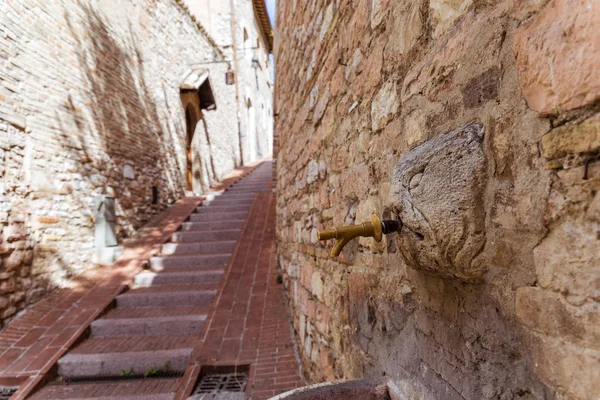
[331,235,352,257]
[318,214,401,257]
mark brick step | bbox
[30,395,174,400]
[126,284,219,294]
[134,270,224,287]
[142,267,226,274]
[181,220,245,231]
[150,253,230,269]
[70,334,197,354]
[172,229,240,243]
[188,212,247,222]
[228,182,272,187]
[57,348,192,377]
[91,314,207,338]
[102,306,210,320]
[224,190,271,196]
[116,289,216,308]
[161,240,236,255]
[225,183,270,194]
[204,193,256,201]
[29,378,179,400]
[230,179,272,184]
[195,205,250,213]
[225,187,270,193]
[202,198,254,206]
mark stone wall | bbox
[186,0,274,164]
[0,0,241,326]
[274,1,599,399]
[234,0,274,163]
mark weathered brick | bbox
[528,331,600,399]
[514,0,600,114]
[516,287,599,349]
[430,0,473,38]
[541,114,600,162]
[371,81,400,132]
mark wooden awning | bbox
[180,69,216,110]
[252,0,273,53]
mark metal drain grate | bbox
[193,373,248,394]
[0,387,17,400]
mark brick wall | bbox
[274,1,599,399]
[0,0,249,327]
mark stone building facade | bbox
[0,0,273,326]
[274,1,599,399]
[186,0,275,163]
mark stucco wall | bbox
[274,1,599,399]
[0,0,239,326]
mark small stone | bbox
[319,3,334,42]
[2,306,16,319]
[37,216,60,224]
[3,225,28,242]
[309,84,319,110]
[404,109,427,148]
[386,2,422,56]
[311,271,324,301]
[345,49,363,80]
[430,0,473,38]
[400,284,412,295]
[371,0,391,29]
[123,165,135,179]
[26,288,46,304]
[371,81,400,132]
[348,102,358,114]
[306,160,319,184]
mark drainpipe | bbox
[230,0,245,166]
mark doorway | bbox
[185,105,197,191]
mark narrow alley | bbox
[0,162,303,399]
[1,0,598,399]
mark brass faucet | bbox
[318,214,402,257]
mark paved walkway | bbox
[175,191,303,399]
[0,161,303,399]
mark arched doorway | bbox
[180,69,216,193]
[185,105,197,191]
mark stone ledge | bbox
[541,114,600,169]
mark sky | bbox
[266,0,276,82]
[266,0,276,27]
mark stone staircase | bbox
[29,162,273,400]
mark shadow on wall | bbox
[1,0,243,327]
[59,1,184,237]
[7,1,189,322]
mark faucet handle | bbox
[317,214,401,257]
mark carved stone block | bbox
[389,123,486,281]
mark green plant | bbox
[120,368,134,377]
[144,361,171,377]
[276,273,283,284]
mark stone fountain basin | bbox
[269,378,405,400]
